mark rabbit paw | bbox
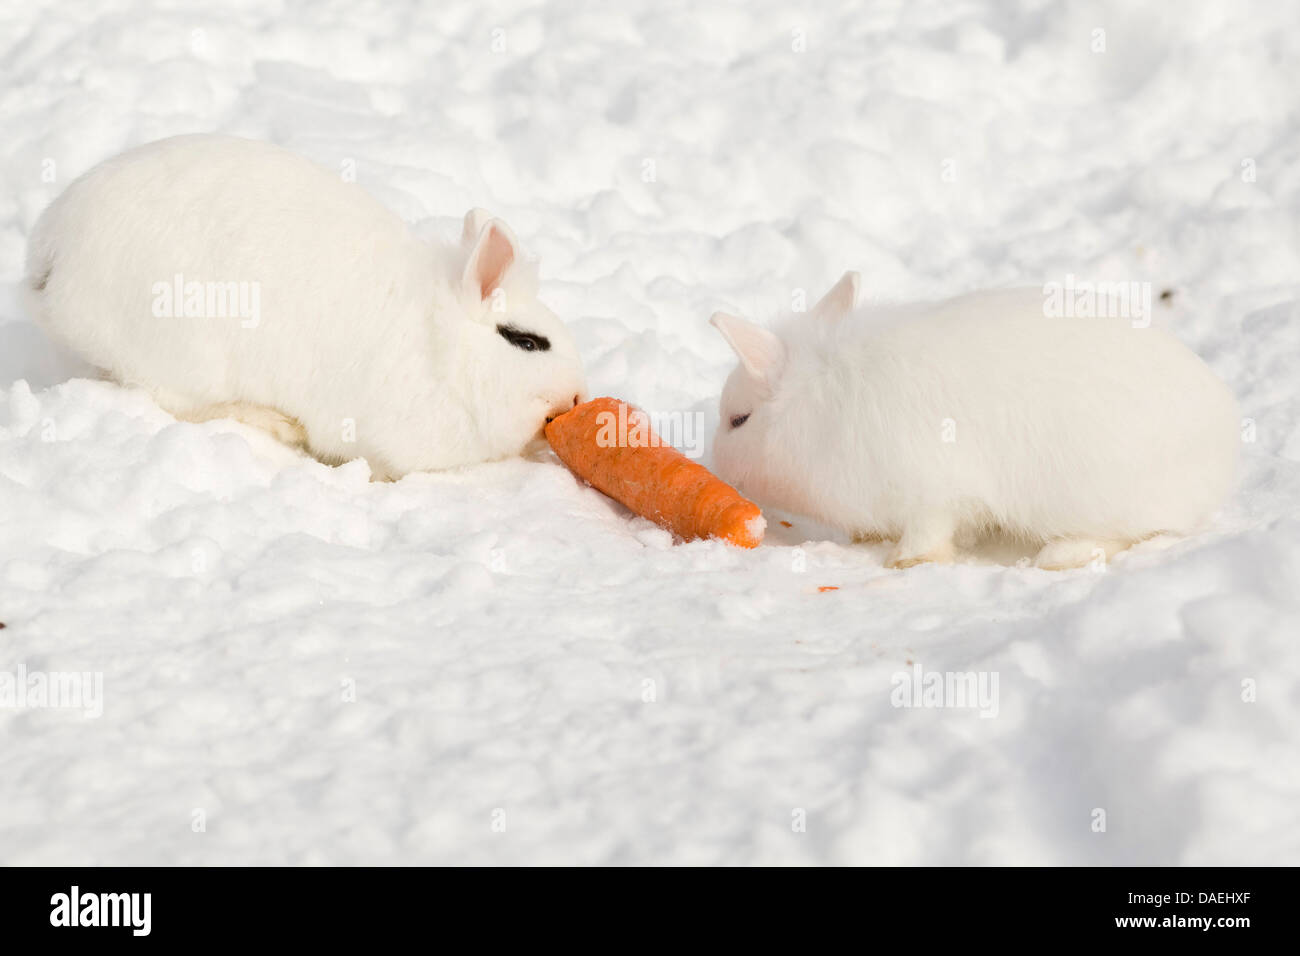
[1034,538,1130,570]
[176,400,309,449]
[884,516,956,568]
[885,543,956,569]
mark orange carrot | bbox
[545,397,765,548]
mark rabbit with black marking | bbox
[710,274,1239,568]
[24,134,587,479]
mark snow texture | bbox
[1,0,1298,864]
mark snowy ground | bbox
[2,0,1299,864]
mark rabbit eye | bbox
[730,413,750,429]
[497,325,551,353]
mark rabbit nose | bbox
[573,394,580,407]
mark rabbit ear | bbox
[711,311,785,392]
[462,208,492,245]
[809,271,860,322]
[463,218,519,302]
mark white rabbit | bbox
[710,274,1239,569]
[24,134,587,479]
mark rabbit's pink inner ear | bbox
[464,221,518,300]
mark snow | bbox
[2,0,1299,864]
